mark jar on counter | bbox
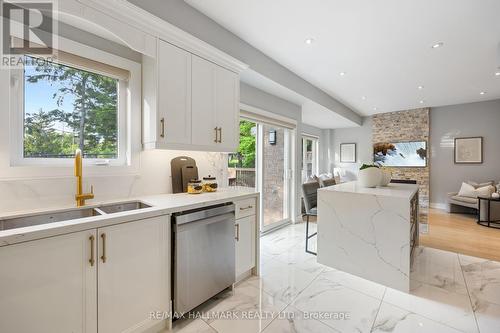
[202,175,218,192]
[187,179,203,194]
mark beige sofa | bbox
[447,181,500,220]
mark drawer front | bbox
[235,198,257,219]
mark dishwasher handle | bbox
[175,212,235,233]
[173,204,235,225]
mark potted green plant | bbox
[358,164,382,188]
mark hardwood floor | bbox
[421,208,500,261]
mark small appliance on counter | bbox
[171,156,198,193]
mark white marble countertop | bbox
[320,181,418,200]
[0,187,258,247]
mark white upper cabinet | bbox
[158,41,192,146]
[191,55,217,146]
[214,63,239,151]
[143,40,192,148]
[143,39,240,152]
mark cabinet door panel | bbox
[0,230,97,333]
[235,215,256,278]
[97,216,170,333]
[191,55,217,147]
[215,65,239,151]
[158,40,192,145]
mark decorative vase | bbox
[379,169,392,186]
[358,167,382,188]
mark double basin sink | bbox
[0,201,151,231]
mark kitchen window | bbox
[10,43,133,167]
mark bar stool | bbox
[302,182,319,255]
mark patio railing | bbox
[228,168,255,187]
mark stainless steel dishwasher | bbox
[172,203,236,315]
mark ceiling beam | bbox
[127,0,362,125]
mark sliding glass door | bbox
[228,119,294,232]
[259,124,292,231]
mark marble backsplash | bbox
[0,150,229,214]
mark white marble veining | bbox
[169,223,499,333]
[317,181,418,292]
[0,188,257,246]
[321,181,419,200]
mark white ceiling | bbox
[241,70,359,128]
[186,0,500,116]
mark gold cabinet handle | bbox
[214,127,218,143]
[218,127,222,143]
[89,235,95,267]
[100,233,107,263]
[235,223,240,241]
[160,118,165,138]
[239,205,253,211]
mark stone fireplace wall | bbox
[372,108,430,224]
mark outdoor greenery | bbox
[23,56,118,158]
[228,120,256,168]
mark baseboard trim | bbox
[430,202,447,210]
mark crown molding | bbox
[76,0,249,73]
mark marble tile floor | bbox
[168,222,500,333]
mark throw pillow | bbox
[459,182,495,198]
[467,181,494,188]
[476,185,495,198]
[458,182,476,198]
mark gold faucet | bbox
[75,149,94,207]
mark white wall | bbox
[331,117,373,181]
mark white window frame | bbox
[302,134,319,182]
[8,35,140,169]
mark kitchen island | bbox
[317,181,419,292]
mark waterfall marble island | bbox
[317,181,419,292]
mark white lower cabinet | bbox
[98,216,170,333]
[0,215,170,333]
[235,214,256,278]
[0,230,97,333]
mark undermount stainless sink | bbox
[97,201,151,214]
[0,201,151,231]
[0,208,102,231]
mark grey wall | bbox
[430,99,500,205]
[331,117,373,181]
[128,0,361,125]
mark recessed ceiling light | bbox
[361,96,367,100]
[480,91,486,95]
[418,85,424,90]
[339,72,346,76]
[495,71,500,76]
[419,100,425,104]
[304,38,315,45]
[431,42,444,49]
[373,107,378,111]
